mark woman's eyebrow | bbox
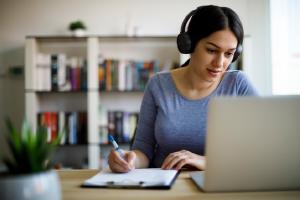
[206,42,236,51]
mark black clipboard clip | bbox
[106,180,166,188]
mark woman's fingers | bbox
[162,156,181,169]
[162,151,187,170]
[126,151,136,170]
[162,150,202,170]
[161,153,175,169]
[174,158,189,170]
[108,150,133,173]
[110,161,131,173]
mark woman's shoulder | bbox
[147,71,172,87]
[144,71,176,100]
[224,69,245,79]
[223,70,250,83]
[152,71,172,80]
[222,70,259,95]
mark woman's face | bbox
[189,29,238,83]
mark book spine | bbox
[106,59,112,91]
[99,126,108,144]
[50,112,58,141]
[57,54,67,91]
[58,111,66,145]
[68,113,74,144]
[77,112,87,144]
[98,61,106,91]
[125,62,133,91]
[107,110,116,141]
[114,111,124,143]
[122,111,130,143]
[118,60,126,91]
[51,54,58,91]
[44,112,52,142]
[112,60,119,91]
[81,59,88,91]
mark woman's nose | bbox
[212,54,224,68]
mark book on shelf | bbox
[38,111,87,145]
[99,109,138,144]
[58,111,66,145]
[36,53,51,91]
[98,58,160,92]
[35,53,87,92]
[51,54,59,91]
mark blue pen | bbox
[108,135,125,158]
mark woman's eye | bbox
[206,48,216,54]
[225,52,234,57]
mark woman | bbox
[108,5,258,172]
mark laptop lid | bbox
[199,96,300,192]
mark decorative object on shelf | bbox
[68,20,87,37]
[0,119,62,200]
[125,16,141,37]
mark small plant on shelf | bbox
[68,20,87,37]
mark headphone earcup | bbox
[232,44,242,62]
[177,32,192,54]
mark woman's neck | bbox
[184,66,221,92]
[171,67,223,100]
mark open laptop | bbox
[190,96,300,192]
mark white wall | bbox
[245,0,272,95]
[0,0,271,132]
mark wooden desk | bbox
[58,170,300,200]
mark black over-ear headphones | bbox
[177,7,242,62]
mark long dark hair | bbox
[181,5,244,67]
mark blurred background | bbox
[0,0,299,169]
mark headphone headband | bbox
[179,9,197,34]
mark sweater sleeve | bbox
[131,76,158,163]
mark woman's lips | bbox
[207,68,222,77]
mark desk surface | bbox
[58,170,300,200]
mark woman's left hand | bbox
[161,150,206,170]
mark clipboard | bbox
[81,168,179,189]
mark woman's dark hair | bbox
[181,5,244,67]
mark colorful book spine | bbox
[51,55,59,91]
[99,109,138,144]
[99,58,162,92]
[37,111,87,145]
[36,54,88,91]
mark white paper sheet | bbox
[82,168,178,188]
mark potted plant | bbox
[69,20,87,37]
[0,119,62,200]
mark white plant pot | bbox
[71,29,86,37]
[0,170,61,200]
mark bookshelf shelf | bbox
[34,90,89,94]
[25,35,180,169]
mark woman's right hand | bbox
[108,149,137,173]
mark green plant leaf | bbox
[5,118,22,154]
[69,20,86,31]
[2,118,60,174]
